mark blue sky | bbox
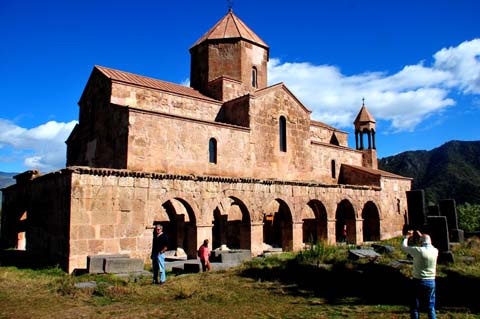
[1,0,479,173]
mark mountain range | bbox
[378,140,480,205]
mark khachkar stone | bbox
[426,215,454,263]
[406,190,427,230]
[438,199,464,243]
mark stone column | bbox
[327,219,337,245]
[196,224,213,254]
[250,222,264,256]
[355,218,364,245]
[292,221,304,251]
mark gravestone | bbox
[406,190,427,229]
[426,216,454,263]
[438,199,464,243]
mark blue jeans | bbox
[152,253,166,283]
[410,279,436,319]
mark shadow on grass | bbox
[0,250,55,270]
[241,259,480,313]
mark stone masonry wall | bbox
[1,172,71,269]
[67,167,406,273]
[111,82,223,123]
[241,41,268,90]
[69,168,406,271]
[379,177,412,239]
[2,167,408,273]
[310,122,348,147]
[249,88,312,180]
[310,143,364,183]
[126,109,253,176]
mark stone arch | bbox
[148,191,202,224]
[302,199,328,245]
[155,197,198,258]
[262,198,293,251]
[362,201,380,242]
[335,199,356,243]
[211,195,252,250]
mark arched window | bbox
[331,160,336,179]
[209,138,217,164]
[279,116,287,152]
[251,67,258,88]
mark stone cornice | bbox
[311,140,363,154]
[61,166,381,191]
[122,104,250,132]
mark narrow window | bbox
[251,67,258,88]
[209,138,217,164]
[279,116,287,152]
[331,160,336,179]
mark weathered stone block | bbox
[104,257,144,274]
[87,254,129,273]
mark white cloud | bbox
[433,39,480,94]
[268,38,480,132]
[0,119,77,172]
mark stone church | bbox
[1,9,411,273]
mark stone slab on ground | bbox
[104,257,144,274]
[348,249,381,260]
[87,254,129,274]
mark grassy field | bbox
[1,237,479,319]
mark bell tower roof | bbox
[354,99,376,131]
[191,9,269,50]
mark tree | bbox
[457,203,480,232]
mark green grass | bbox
[1,237,480,318]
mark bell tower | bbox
[354,99,378,169]
[189,9,269,101]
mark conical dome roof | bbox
[354,105,376,124]
[354,101,376,131]
[191,9,269,49]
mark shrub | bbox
[458,203,480,232]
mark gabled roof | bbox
[311,120,348,134]
[95,65,219,103]
[253,82,312,114]
[342,164,412,180]
[191,9,268,49]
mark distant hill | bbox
[379,140,480,205]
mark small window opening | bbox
[279,116,287,152]
[331,160,336,179]
[251,67,258,88]
[209,138,217,164]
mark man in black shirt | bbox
[151,224,169,284]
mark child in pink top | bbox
[198,239,212,272]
